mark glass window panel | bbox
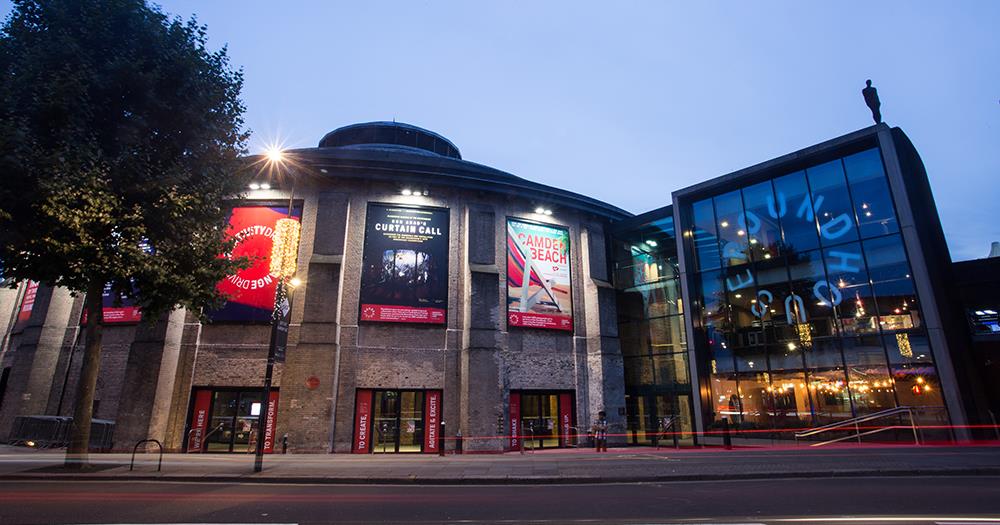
[649,315,686,354]
[891,364,944,408]
[653,352,688,384]
[788,250,838,339]
[768,370,812,429]
[692,199,720,271]
[724,264,758,347]
[806,159,860,246]
[632,281,683,319]
[847,364,896,415]
[842,336,889,366]
[863,235,911,283]
[741,181,782,261]
[708,372,739,427]
[698,270,733,363]
[734,346,767,373]
[885,332,933,365]
[714,191,751,267]
[803,337,844,369]
[773,171,820,253]
[618,319,644,357]
[808,368,853,423]
[623,356,655,387]
[843,148,899,238]
[823,242,879,336]
[769,343,806,371]
[753,255,796,343]
[873,280,921,332]
[736,372,771,429]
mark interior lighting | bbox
[975,310,985,316]
[544,209,553,216]
[737,229,745,236]
[787,342,796,350]
[720,221,729,228]
[402,188,413,196]
[734,293,742,298]
[249,183,260,190]
[764,253,772,259]
[535,207,545,214]
[259,183,271,190]
[749,238,758,244]
[645,240,657,247]
[986,309,998,315]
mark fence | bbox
[7,415,115,452]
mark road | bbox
[0,476,998,524]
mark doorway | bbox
[624,392,694,446]
[353,389,442,454]
[510,390,575,449]
[186,387,279,453]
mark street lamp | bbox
[253,148,300,473]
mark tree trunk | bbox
[64,280,104,469]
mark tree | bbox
[0,0,250,468]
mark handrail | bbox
[795,406,920,447]
[188,424,225,453]
[130,439,163,472]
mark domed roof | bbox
[318,121,461,159]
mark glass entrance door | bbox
[625,392,695,446]
[519,393,564,448]
[202,389,270,453]
[372,390,425,453]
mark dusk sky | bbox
[3,1,998,261]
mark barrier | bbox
[7,415,115,451]
[130,439,163,472]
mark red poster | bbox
[509,392,521,451]
[353,389,373,454]
[16,281,38,327]
[262,390,280,454]
[360,304,446,324]
[559,393,573,447]
[423,390,442,454]
[211,206,301,322]
[187,389,212,452]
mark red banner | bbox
[559,393,573,447]
[507,311,572,331]
[262,390,280,454]
[187,389,212,452]
[360,304,446,324]
[423,390,441,454]
[16,281,38,327]
[353,389,373,454]
[509,392,521,451]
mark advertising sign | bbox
[262,390,280,454]
[423,390,442,454]
[209,206,301,322]
[359,203,449,324]
[15,281,39,329]
[353,389,373,454]
[506,219,573,331]
[559,393,573,447]
[509,392,521,451]
[81,283,142,325]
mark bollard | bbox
[721,417,732,450]
[439,421,446,457]
[281,433,289,454]
[456,429,463,455]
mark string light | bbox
[269,218,301,279]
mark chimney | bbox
[989,241,1000,258]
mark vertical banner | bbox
[506,219,573,331]
[210,206,302,322]
[15,281,39,329]
[509,392,521,451]
[262,390,280,454]
[359,203,449,324]
[559,393,573,447]
[187,389,212,452]
[272,290,291,363]
[353,389,373,454]
[423,390,442,454]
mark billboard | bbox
[15,281,39,329]
[506,218,572,331]
[209,205,302,322]
[359,203,449,324]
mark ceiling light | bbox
[645,240,657,247]
[535,207,545,214]
[544,209,553,216]
[720,221,729,228]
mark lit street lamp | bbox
[253,148,300,473]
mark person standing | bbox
[593,410,609,452]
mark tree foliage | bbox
[0,0,250,320]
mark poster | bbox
[15,281,39,329]
[506,218,573,331]
[209,206,301,322]
[81,283,142,325]
[359,203,449,324]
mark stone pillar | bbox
[112,308,186,448]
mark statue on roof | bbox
[862,79,882,124]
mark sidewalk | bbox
[2,443,999,484]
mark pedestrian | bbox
[593,410,609,452]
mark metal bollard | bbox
[281,433,289,454]
[456,429,463,455]
[721,417,732,450]
[439,421,446,457]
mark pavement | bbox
[2,443,1000,484]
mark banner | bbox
[506,219,573,331]
[15,281,39,329]
[559,393,573,447]
[209,206,301,322]
[81,283,142,325]
[353,389,373,453]
[508,392,521,451]
[262,390,280,454]
[187,389,213,452]
[359,203,449,324]
[423,390,442,454]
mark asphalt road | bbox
[0,476,998,524]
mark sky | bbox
[2,1,998,261]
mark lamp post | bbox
[253,148,300,473]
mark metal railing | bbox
[130,439,163,472]
[794,406,920,447]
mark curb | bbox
[3,467,1000,485]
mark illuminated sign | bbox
[506,219,573,331]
